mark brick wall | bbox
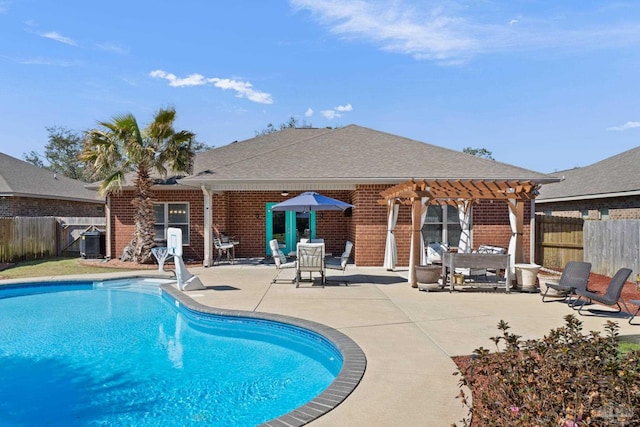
[214,190,354,259]
[109,187,534,265]
[0,196,104,217]
[109,189,204,261]
[353,184,392,266]
[353,191,533,266]
[473,200,532,261]
[535,195,640,220]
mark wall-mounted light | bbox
[281,191,289,197]
[255,213,261,219]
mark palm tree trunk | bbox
[130,165,156,264]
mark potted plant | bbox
[415,264,442,291]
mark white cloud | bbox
[317,103,353,120]
[149,70,273,104]
[321,109,339,119]
[96,42,129,55]
[289,0,640,64]
[305,108,314,117]
[607,121,640,131]
[41,31,77,46]
[18,57,81,67]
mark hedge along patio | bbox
[379,179,553,287]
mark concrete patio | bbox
[4,260,639,426]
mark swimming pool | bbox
[0,278,366,426]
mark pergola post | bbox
[409,197,422,288]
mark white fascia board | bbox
[536,189,640,204]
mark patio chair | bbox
[325,241,353,285]
[541,261,591,305]
[214,236,235,265]
[575,268,633,317]
[296,242,325,288]
[269,239,297,284]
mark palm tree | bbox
[80,107,196,264]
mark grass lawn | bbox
[0,257,135,279]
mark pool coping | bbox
[162,284,367,427]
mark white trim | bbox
[105,196,112,259]
[201,185,212,267]
[0,192,104,204]
[529,200,535,264]
[536,189,640,203]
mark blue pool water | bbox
[0,280,342,426]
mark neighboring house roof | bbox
[537,145,640,203]
[179,125,557,189]
[0,152,104,203]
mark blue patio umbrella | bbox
[271,192,353,213]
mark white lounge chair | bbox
[296,242,325,287]
[326,241,353,285]
[214,236,235,264]
[269,239,297,284]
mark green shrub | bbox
[455,315,640,426]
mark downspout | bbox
[201,185,212,267]
[105,194,112,259]
[529,200,536,264]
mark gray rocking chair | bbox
[575,268,633,317]
[541,261,591,306]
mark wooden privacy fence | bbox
[0,217,105,263]
[0,217,57,263]
[535,214,584,269]
[584,219,640,278]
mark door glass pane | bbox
[296,213,310,241]
[272,211,286,245]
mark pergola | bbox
[379,178,552,287]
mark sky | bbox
[1,0,640,174]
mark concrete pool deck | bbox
[4,261,640,426]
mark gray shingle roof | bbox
[537,145,640,201]
[181,124,554,184]
[0,152,104,203]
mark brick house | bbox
[101,125,558,266]
[0,152,104,217]
[535,145,640,220]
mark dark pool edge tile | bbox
[161,284,367,426]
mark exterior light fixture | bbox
[281,191,289,197]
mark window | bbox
[599,208,609,220]
[422,205,462,248]
[581,210,588,219]
[154,203,189,244]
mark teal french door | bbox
[265,203,316,255]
